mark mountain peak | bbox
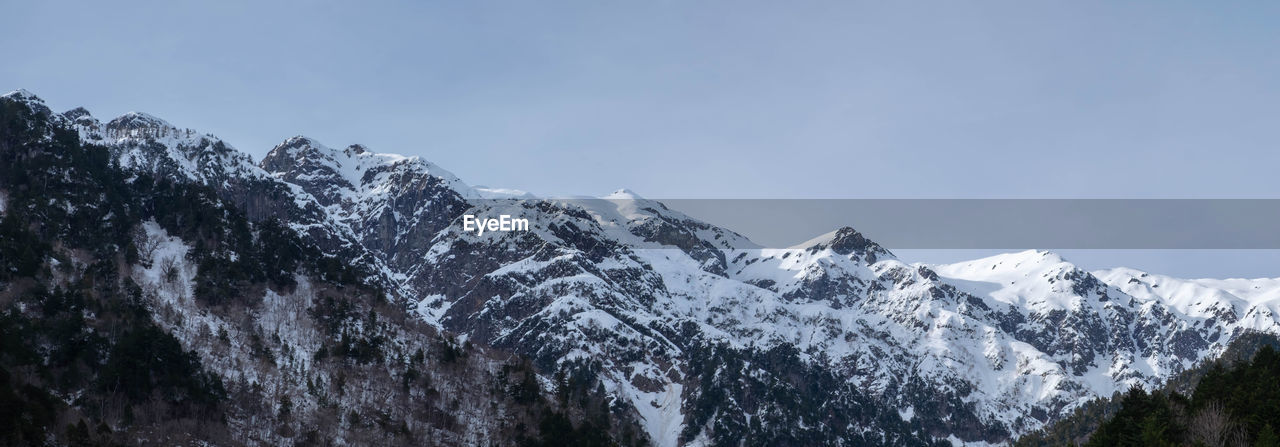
[604,188,644,200]
[13,89,1280,446]
[265,136,348,166]
[62,107,93,119]
[61,107,103,138]
[1009,249,1067,265]
[261,136,477,201]
[266,136,402,169]
[2,89,42,103]
[794,226,892,262]
[280,135,321,149]
[937,249,1070,276]
[2,89,53,116]
[827,227,888,257]
[106,111,175,132]
[261,136,340,178]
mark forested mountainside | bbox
[6,89,1280,446]
[0,91,645,446]
[1015,331,1280,446]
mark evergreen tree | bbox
[1257,424,1280,447]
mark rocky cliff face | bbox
[7,89,1280,446]
[0,91,645,446]
[258,136,474,297]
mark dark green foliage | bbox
[0,366,59,445]
[438,335,464,363]
[307,293,389,365]
[1022,333,1280,447]
[308,296,387,365]
[512,358,634,447]
[0,284,225,444]
[0,94,365,308]
[248,330,276,363]
[1257,424,1280,447]
[279,394,293,419]
[0,93,647,445]
[505,360,542,405]
[524,411,613,447]
[1012,396,1120,446]
[681,341,947,447]
[1188,343,1280,442]
[0,212,48,280]
[332,327,385,365]
[1084,387,1182,446]
[98,325,226,410]
[310,294,357,336]
[0,94,245,444]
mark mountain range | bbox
[3,89,1279,446]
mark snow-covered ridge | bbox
[1096,267,1280,331]
[12,88,1280,446]
[2,89,44,108]
[263,135,478,200]
[932,250,1086,311]
[2,89,417,300]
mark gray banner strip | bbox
[661,199,1280,249]
[475,199,1280,249]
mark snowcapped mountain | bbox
[258,136,477,297]
[6,89,1280,446]
[36,93,417,299]
[1,90,641,446]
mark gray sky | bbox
[5,1,1280,277]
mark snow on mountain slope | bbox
[930,252,1280,406]
[711,243,1076,439]
[705,245,1280,442]
[259,136,479,296]
[76,108,264,187]
[261,137,478,203]
[15,88,1280,446]
[413,211,1076,441]
[5,89,255,188]
[576,190,758,254]
[0,91,635,445]
[933,250,1089,311]
[1,90,415,300]
[1096,267,1280,333]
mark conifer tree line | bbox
[1018,332,1280,447]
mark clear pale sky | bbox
[5,1,1280,277]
